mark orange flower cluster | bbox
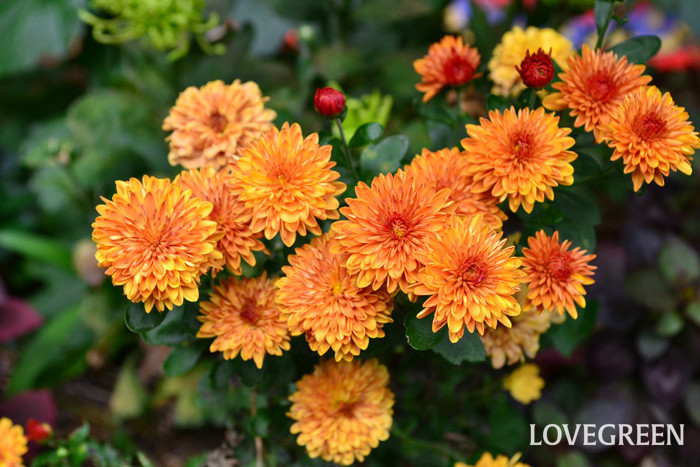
[0,417,27,467]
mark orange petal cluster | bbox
[543,44,652,142]
[461,107,577,213]
[175,167,267,275]
[288,359,394,465]
[413,35,481,102]
[521,230,596,318]
[163,80,276,169]
[405,147,507,229]
[413,215,525,340]
[92,176,222,312]
[231,122,346,247]
[458,451,530,467]
[602,86,699,191]
[197,273,290,368]
[331,169,454,294]
[0,418,27,467]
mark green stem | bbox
[594,2,616,50]
[528,89,537,110]
[334,118,360,183]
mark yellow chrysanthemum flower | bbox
[488,26,573,97]
[0,417,27,467]
[503,363,545,404]
[92,176,222,313]
[288,359,394,465]
[231,122,346,247]
[163,80,276,169]
[457,451,531,467]
[461,107,577,214]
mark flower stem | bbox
[528,89,537,110]
[334,117,360,183]
[250,390,264,467]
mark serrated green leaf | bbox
[125,303,166,333]
[359,135,409,181]
[431,331,486,365]
[610,35,662,64]
[163,341,207,377]
[349,122,384,148]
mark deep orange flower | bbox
[92,176,222,313]
[461,107,577,214]
[405,147,507,229]
[522,230,596,319]
[288,359,394,465]
[0,417,27,467]
[175,167,267,275]
[230,122,346,247]
[543,44,652,142]
[197,273,290,368]
[413,215,525,340]
[601,86,699,191]
[163,80,276,169]
[414,35,481,102]
[276,233,393,361]
[331,169,454,294]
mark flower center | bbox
[387,216,409,239]
[334,399,358,417]
[329,281,344,296]
[209,112,228,133]
[512,134,532,160]
[458,260,485,285]
[547,252,572,282]
[636,113,666,139]
[589,74,615,101]
[239,302,259,325]
[444,49,475,86]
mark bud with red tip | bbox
[26,418,52,443]
[516,48,555,89]
[313,87,346,119]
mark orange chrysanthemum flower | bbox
[163,79,276,169]
[457,451,530,467]
[405,148,507,229]
[601,86,699,191]
[276,233,394,361]
[542,44,652,142]
[230,122,346,247]
[175,167,267,275]
[0,417,27,467]
[92,176,222,313]
[197,273,290,368]
[522,230,596,319]
[413,35,481,102]
[331,169,454,294]
[288,359,394,465]
[461,107,577,214]
[413,215,525,340]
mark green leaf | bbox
[684,383,700,428]
[656,312,684,337]
[486,94,509,113]
[624,269,675,312]
[0,229,72,271]
[142,303,199,346]
[348,122,384,148]
[359,135,409,181]
[125,303,166,333]
[686,300,700,326]
[610,35,662,64]
[533,401,568,426]
[635,330,670,361]
[229,0,293,57]
[431,332,486,365]
[553,188,601,252]
[68,423,90,446]
[470,1,496,58]
[404,303,443,351]
[544,301,598,357]
[110,356,148,420]
[658,236,700,286]
[163,341,207,377]
[594,0,615,43]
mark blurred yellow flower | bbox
[503,363,544,404]
[0,417,27,467]
[458,451,531,467]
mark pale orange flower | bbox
[413,215,525,340]
[542,44,652,142]
[197,273,289,369]
[276,233,393,361]
[288,359,394,465]
[175,167,267,275]
[92,176,222,313]
[601,86,699,191]
[230,122,345,247]
[163,79,276,169]
[405,147,507,229]
[0,418,27,467]
[522,230,596,319]
[461,107,577,214]
[331,169,454,294]
[414,35,481,102]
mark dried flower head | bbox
[414,35,481,102]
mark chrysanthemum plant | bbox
[92,1,699,464]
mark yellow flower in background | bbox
[175,167,267,276]
[0,417,27,467]
[288,359,394,465]
[197,273,290,369]
[231,122,346,247]
[602,86,699,191]
[405,147,507,230]
[542,44,652,142]
[488,26,573,97]
[503,364,544,405]
[92,176,222,313]
[413,215,525,340]
[461,107,577,214]
[522,230,596,319]
[276,233,394,361]
[458,451,531,467]
[163,80,276,169]
[331,169,454,294]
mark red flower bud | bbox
[313,87,346,119]
[26,418,52,442]
[516,48,555,89]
